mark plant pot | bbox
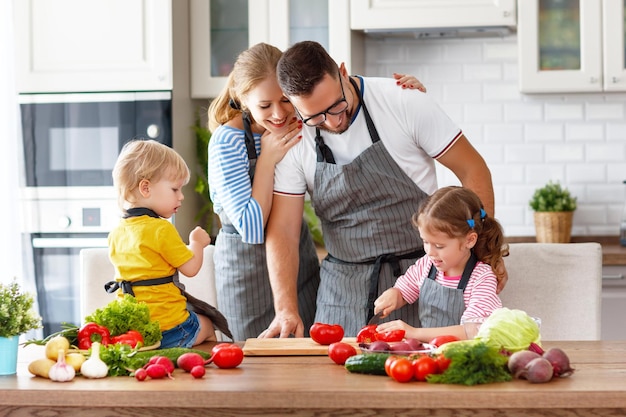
[0,336,19,375]
[533,211,574,243]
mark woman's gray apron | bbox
[418,253,477,327]
[215,112,320,341]
[311,77,428,336]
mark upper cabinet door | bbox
[15,0,172,93]
[603,0,626,91]
[350,0,516,30]
[518,0,625,93]
[190,0,357,98]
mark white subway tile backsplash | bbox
[364,36,626,237]
[525,124,563,141]
[504,145,543,163]
[586,103,625,120]
[504,103,543,121]
[545,145,584,162]
[464,103,503,122]
[484,124,524,143]
[545,103,584,120]
[586,144,626,162]
[565,123,604,141]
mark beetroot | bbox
[518,357,554,383]
[542,347,575,377]
[508,349,541,377]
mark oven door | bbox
[19,91,172,187]
[30,233,108,336]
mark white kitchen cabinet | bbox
[14,0,172,93]
[518,0,626,93]
[350,0,516,30]
[602,265,626,340]
[190,0,359,99]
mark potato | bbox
[28,358,56,378]
[65,352,86,372]
[45,335,70,360]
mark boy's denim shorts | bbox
[160,310,200,348]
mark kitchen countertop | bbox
[3,341,626,416]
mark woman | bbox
[208,43,424,340]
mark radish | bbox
[145,363,168,379]
[190,365,206,379]
[147,356,175,375]
[177,352,207,372]
[134,368,148,381]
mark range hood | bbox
[350,0,517,39]
[363,26,515,40]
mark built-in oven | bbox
[19,91,172,336]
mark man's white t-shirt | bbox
[273,76,462,197]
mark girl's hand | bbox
[393,73,427,92]
[260,117,302,166]
[374,288,405,318]
[375,319,419,339]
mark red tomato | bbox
[384,355,400,377]
[389,357,414,383]
[328,342,357,365]
[413,355,438,382]
[356,324,378,343]
[310,323,344,345]
[376,329,405,343]
[429,335,461,348]
[211,343,244,369]
[434,353,451,373]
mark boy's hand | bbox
[189,226,211,247]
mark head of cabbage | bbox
[474,308,541,352]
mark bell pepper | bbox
[110,330,144,348]
[356,324,379,344]
[77,322,111,350]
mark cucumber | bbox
[345,353,390,375]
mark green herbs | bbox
[0,279,42,337]
[84,294,161,346]
[428,341,512,385]
[529,181,577,212]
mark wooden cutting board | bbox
[243,337,359,356]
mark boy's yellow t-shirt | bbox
[108,216,194,331]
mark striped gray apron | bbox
[418,253,477,327]
[311,77,428,336]
[215,112,320,341]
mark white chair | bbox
[79,245,220,336]
[499,242,602,341]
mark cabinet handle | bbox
[602,274,624,280]
[611,76,619,84]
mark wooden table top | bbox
[2,340,626,417]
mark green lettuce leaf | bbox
[475,307,541,352]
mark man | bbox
[260,41,498,338]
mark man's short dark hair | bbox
[277,41,338,97]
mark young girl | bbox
[107,139,229,348]
[373,186,508,342]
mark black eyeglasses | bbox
[296,71,349,127]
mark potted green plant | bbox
[0,279,42,375]
[193,112,218,237]
[529,181,577,243]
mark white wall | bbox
[362,35,626,238]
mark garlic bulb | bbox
[48,349,76,382]
[80,342,109,379]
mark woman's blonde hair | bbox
[112,139,190,211]
[414,186,509,281]
[208,43,284,132]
